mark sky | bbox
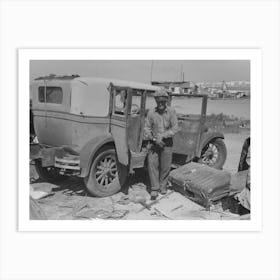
[30,60,250,84]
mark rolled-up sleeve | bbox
[144,111,153,140]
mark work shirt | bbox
[144,106,179,140]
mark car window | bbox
[113,89,127,115]
[38,87,63,104]
[130,89,142,115]
[145,91,157,113]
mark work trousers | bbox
[147,145,173,192]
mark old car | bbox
[30,75,227,197]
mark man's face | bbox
[155,98,167,112]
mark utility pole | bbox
[150,61,154,83]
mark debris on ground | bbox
[29,163,250,220]
[116,182,150,207]
[30,185,50,200]
[151,207,172,219]
[148,191,203,220]
[137,190,175,212]
[30,196,47,220]
[74,209,129,220]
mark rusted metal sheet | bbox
[173,117,201,156]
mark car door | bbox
[172,95,207,161]
[109,85,130,166]
[126,89,145,153]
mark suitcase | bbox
[169,162,231,208]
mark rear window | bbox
[38,87,63,104]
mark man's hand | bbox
[155,134,165,148]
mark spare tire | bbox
[198,138,227,169]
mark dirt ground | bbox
[30,131,250,220]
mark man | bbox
[144,89,179,200]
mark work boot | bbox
[160,187,168,195]
[150,191,158,200]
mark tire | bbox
[198,138,227,169]
[35,159,68,183]
[84,148,125,197]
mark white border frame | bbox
[19,49,261,232]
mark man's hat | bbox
[153,89,169,101]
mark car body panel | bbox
[172,94,207,158]
[79,133,114,177]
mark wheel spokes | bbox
[95,170,103,175]
[201,143,219,165]
[95,154,117,188]
[96,173,103,182]
[100,176,105,186]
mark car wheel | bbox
[35,159,68,183]
[198,138,227,169]
[84,148,124,197]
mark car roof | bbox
[73,77,160,92]
[31,76,160,92]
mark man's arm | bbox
[161,108,179,138]
[144,111,154,140]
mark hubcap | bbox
[201,143,219,165]
[95,155,117,188]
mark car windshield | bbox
[145,92,203,117]
[171,96,203,117]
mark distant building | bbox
[197,80,250,99]
[151,81,196,95]
[236,91,250,98]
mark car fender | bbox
[198,132,225,156]
[79,134,115,178]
